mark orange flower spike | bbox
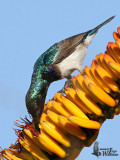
[76,74,98,103]
[99,52,104,61]
[109,42,120,63]
[52,100,71,117]
[71,76,82,90]
[40,112,66,138]
[117,27,120,35]
[90,63,111,93]
[23,132,51,155]
[115,38,120,48]
[103,59,117,80]
[96,54,103,67]
[64,89,87,113]
[107,43,115,60]
[110,42,120,61]
[108,61,120,73]
[85,66,101,86]
[40,110,70,142]
[40,112,52,122]
[76,74,87,88]
[91,59,98,65]
[40,120,71,147]
[7,149,22,159]
[68,116,101,129]
[58,115,87,140]
[4,149,23,160]
[76,88,102,116]
[19,136,49,160]
[47,110,67,133]
[83,75,106,105]
[98,52,110,70]
[104,52,115,63]
[90,60,98,70]
[115,105,120,115]
[95,65,119,92]
[23,128,52,155]
[20,135,49,160]
[46,101,57,113]
[41,112,48,119]
[65,88,86,113]
[113,31,120,41]
[64,89,73,101]
[87,83,116,107]
[48,109,86,140]
[85,66,94,80]
[38,131,66,158]
[103,53,119,79]
[44,105,48,113]
[2,151,11,160]
[65,87,92,114]
[107,42,119,63]
[89,64,105,89]
[54,93,65,104]
[62,96,89,119]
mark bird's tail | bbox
[89,16,115,35]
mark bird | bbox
[92,141,100,157]
[26,16,115,132]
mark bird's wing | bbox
[54,16,115,64]
[35,16,114,68]
[34,31,89,68]
[54,32,89,64]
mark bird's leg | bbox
[58,75,72,95]
[64,75,73,90]
[57,89,65,95]
[77,66,83,73]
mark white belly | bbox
[56,43,87,78]
[56,33,96,78]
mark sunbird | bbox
[26,16,114,132]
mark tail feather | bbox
[89,16,115,35]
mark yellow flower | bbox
[1,26,120,160]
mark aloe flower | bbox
[0,27,120,160]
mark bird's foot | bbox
[58,88,65,95]
[64,78,73,89]
[58,75,73,95]
[78,66,83,73]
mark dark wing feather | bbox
[54,31,90,64]
[54,16,115,64]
